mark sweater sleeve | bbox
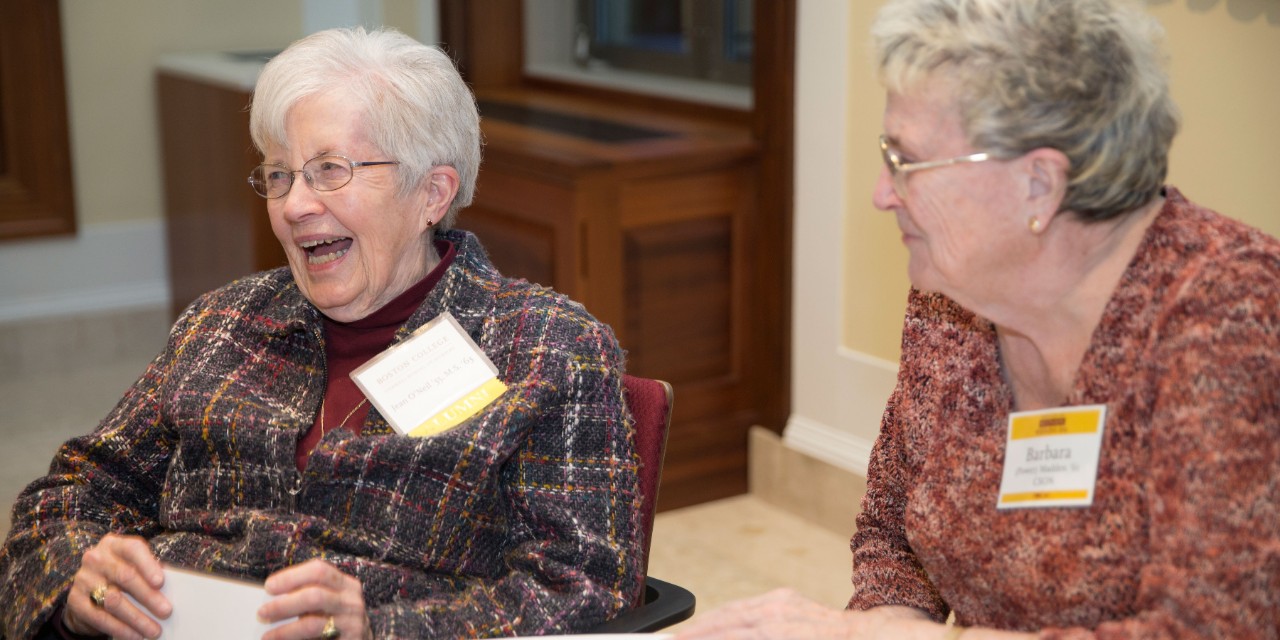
[847,290,950,621]
[0,309,189,640]
[1039,251,1280,639]
[363,305,645,637]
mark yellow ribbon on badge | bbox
[999,490,1090,504]
[1009,407,1104,440]
[407,378,508,438]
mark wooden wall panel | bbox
[0,0,76,239]
[460,88,761,508]
[455,207,559,290]
[437,3,796,509]
[623,217,733,383]
[158,74,283,317]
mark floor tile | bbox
[648,495,855,631]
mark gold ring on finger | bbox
[320,615,341,640]
[90,583,109,608]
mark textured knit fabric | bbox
[0,229,644,640]
[848,188,1280,638]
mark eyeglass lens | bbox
[879,139,908,198]
[248,155,356,199]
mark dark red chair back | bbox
[586,375,694,632]
[621,374,673,572]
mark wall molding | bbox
[0,219,169,323]
[784,347,895,476]
[785,1,897,477]
[784,414,876,477]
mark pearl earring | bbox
[1028,217,1042,234]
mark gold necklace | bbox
[291,397,368,496]
[314,397,369,452]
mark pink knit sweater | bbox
[848,187,1280,638]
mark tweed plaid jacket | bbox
[0,230,644,639]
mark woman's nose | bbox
[277,175,324,221]
[872,165,905,212]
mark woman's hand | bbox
[63,533,170,640]
[259,559,371,640]
[674,588,937,640]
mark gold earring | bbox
[1028,217,1042,234]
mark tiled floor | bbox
[647,496,855,630]
[0,307,857,629]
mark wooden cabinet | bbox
[461,89,762,509]
[439,0,795,512]
[157,57,285,319]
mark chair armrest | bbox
[584,576,697,634]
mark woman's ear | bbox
[1022,147,1070,230]
[421,165,461,228]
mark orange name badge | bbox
[996,404,1107,509]
[351,311,507,438]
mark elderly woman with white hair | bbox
[678,0,1280,638]
[0,27,643,640]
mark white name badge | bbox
[996,404,1107,509]
[351,311,507,438]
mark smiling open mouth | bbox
[300,237,353,265]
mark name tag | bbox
[996,404,1107,509]
[352,311,507,438]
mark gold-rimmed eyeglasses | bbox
[879,135,994,200]
[248,154,400,199]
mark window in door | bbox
[524,0,753,108]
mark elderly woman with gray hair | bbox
[679,0,1280,638]
[0,27,642,640]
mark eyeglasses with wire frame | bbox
[879,135,994,200]
[248,154,400,199]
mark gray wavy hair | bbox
[872,0,1180,221]
[249,27,481,228]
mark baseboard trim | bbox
[784,415,875,477]
[0,219,169,323]
[0,283,167,323]
[750,426,866,537]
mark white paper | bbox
[121,565,291,639]
[522,635,673,639]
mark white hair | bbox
[872,0,1180,220]
[249,26,481,227]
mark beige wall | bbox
[841,0,1280,363]
[1151,0,1280,236]
[840,2,904,366]
[59,0,429,229]
[61,1,302,227]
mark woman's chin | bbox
[316,302,369,323]
[301,285,366,321]
[905,261,942,294]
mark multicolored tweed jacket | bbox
[848,188,1280,638]
[0,229,644,639]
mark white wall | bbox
[784,1,895,476]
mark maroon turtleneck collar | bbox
[295,239,457,470]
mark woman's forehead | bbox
[270,97,375,159]
[884,87,965,150]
